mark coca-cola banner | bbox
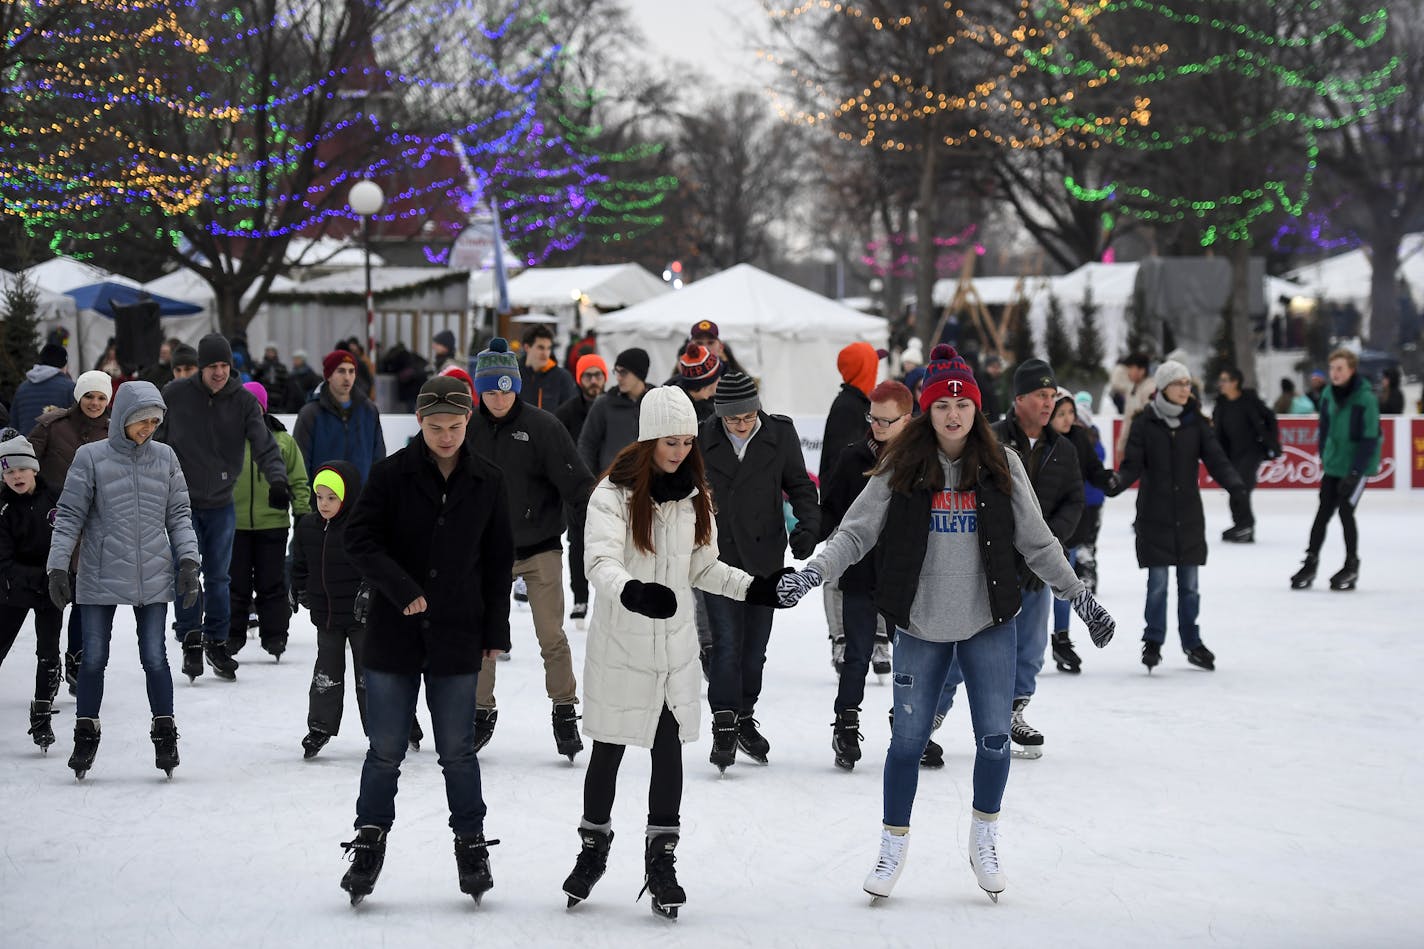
[1112,417,1397,489]
[1413,420,1424,489]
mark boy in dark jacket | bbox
[292,461,366,758]
[0,433,63,751]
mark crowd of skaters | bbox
[0,316,1386,913]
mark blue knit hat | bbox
[473,338,522,395]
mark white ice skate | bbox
[968,812,1006,902]
[864,828,909,901]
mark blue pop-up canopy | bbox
[64,281,204,318]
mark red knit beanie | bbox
[918,344,982,413]
[323,350,357,379]
[575,353,609,380]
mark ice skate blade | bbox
[651,901,680,920]
[1010,747,1043,760]
[983,888,1000,903]
[1054,661,1082,674]
[1329,581,1356,591]
[868,894,887,905]
[348,893,365,907]
[834,758,855,771]
[1290,579,1313,590]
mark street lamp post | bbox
[347,179,385,359]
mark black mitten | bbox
[620,579,677,619]
[745,568,794,608]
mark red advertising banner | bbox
[1413,419,1424,489]
[1112,417,1397,489]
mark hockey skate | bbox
[340,826,386,906]
[203,639,237,681]
[150,715,179,778]
[1010,698,1043,759]
[552,702,583,761]
[302,729,331,759]
[570,601,588,630]
[69,717,100,779]
[64,650,81,695]
[1185,644,1216,671]
[709,710,737,774]
[408,718,423,752]
[180,632,204,682]
[1329,557,1359,591]
[1141,641,1162,673]
[43,661,62,703]
[919,738,945,769]
[454,833,499,904]
[512,575,528,607]
[871,639,891,679]
[736,714,770,764]
[562,825,613,907]
[1051,631,1082,673]
[639,831,685,919]
[28,700,56,752]
[864,827,908,901]
[832,709,862,771]
[1221,524,1254,543]
[473,708,496,752]
[1290,553,1319,590]
[968,813,1006,902]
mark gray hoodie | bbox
[810,449,1084,642]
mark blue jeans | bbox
[1144,565,1200,649]
[356,669,486,836]
[704,594,775,715]
[940,581,1052,715]
[883,624,1015,825]
[1052,548,1079,633]
[77,603,172,719]
[173,504,236,643]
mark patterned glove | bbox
[354,583,372,624]
[177,559,202,610]
[1071,589,1115,648]
[775,564,823,607]
[47,569,71,610]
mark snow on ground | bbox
[0,490,1420,948]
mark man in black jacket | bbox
[554,351,607,622]
[578,347,651,476]
[1213,366,1280,543]
[159,334,289,682]
[699,372,820,769]
[468,338,594,760]
[340,374,515,906]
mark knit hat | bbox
[433,329,456,352]
[243,380,269,413]
[74,370,112,401]
[438,364,475,396]
[312,467,348,503]
[614,348,650,383]
[473,338,522,395]
[901,337,925,370]
[638,386,700,441]
[39,342,67,368]
[171,344,198,369]
[1154,360,1192,392]
[1074,390,1095,427]
[919,344,982,413]
[575,353,609,381]
[1013,358,1057,397]
[714,371,760,418]
[690,319,719,341]
[197,333,233,369]
[322,349,356,379]
[837,341,879,396]
[677,344,721,391]
[0,433,40,473]
[415,375,474,417]
[124,404,164,428]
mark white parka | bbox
[583,477,752,748]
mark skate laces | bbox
[872,831,906,879]
[972,820,1000,874]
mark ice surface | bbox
[1,490,1420,947]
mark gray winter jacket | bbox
[48,382,200,605]
[159,373,286,509]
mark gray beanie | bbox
[713,371,760,418]
[1154,360,1192,392]
[0,434,41,474]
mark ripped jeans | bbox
[883,622,1015,826]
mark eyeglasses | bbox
[614,367,631,377]
[865,412,908,428]
[723,412,758,426]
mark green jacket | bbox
[1318,374,1381,479]
[234,420,310,531]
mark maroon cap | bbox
[690,319,719,340]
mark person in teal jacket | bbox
[1290,348,1380,592]
[229,382,310,658]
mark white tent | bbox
[504,263,669,310]
[597,263,889,416]
[22,255,141,294]
[1021,263,1139,369]
[932,274,1051,307]
[1286,233,1424,320]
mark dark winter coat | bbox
[1066,424,1111,549]
[1318,374,1382,478]
[1212,389,1279,467]
[520,360,579,412]
[292,384,386,483]
[578,388,646,477]
[286,363,321,408]
[28,403,109,489]
[0,477,62,609]
[255,357,290,413]
[818,383,871,487]
[159,373,287,509]
[700,412,820,577]
[1111,398,1245,568]
[291,460,364,630]
[992,414,1083,586]
[820,437,878,593]
[10,366,74,436]
[553,391,597,443]
[467,399,593,559]
[345,438,515,676]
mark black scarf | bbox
[650,462,697,503]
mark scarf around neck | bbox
[1152,390,1185,429]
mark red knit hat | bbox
[677,343,721,390]
[438,364,475,396]
[575,353,609,380]
[918,344,982,413]
[322,349,357,379]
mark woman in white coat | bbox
[563,386,784,919]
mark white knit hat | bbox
[74,370,112,401]
[0,433,40,473]
[638,386,699,441]
[1154,360,1192,392]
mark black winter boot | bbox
[832,708,862,771]
[552,702,583,760]
[709,710,737,773]
[340,826,386,905]
[453,832,500,903]
[151,715,180,777]
[639,829,686,919]
[563,823,614,907]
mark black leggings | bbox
[1308,475,1360,558]
[582,705,682,828]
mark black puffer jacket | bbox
[291,460,364,630]
[819,437,879,593]
[0,477,61,609]
[992,414,1083,587]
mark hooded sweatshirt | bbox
[10,365,75,436]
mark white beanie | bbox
[74,370,113,401]
[0,433,40,473]
[1154,360,1192,392]
[901,337,924,369]
[638,386,699,442]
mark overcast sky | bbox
[621,0,775,90]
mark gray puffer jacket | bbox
[48,382,200,605]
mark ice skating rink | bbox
[1,489,1419,947]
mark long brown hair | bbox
[874,408,1012,495]
[604,439,714,555]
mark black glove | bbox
[47,569,71,610]
[620,579,677,619]
[788,525,817,560]
[1338,472,1362,508]
[268,481,291,510]
[1071,589,1115,648]
[354,583,371,624]
[745,568,794,608]
[177,559,202,609]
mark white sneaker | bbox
[863,828,909,898]
[968,813,1005,899]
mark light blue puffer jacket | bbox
[48,381,201,605]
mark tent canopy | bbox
[22,255,142,294]
[472,263,669,310]
[1286,233,1424,312]
[64,282,203,318]
[597,263,889,416]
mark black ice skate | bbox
[552,702,583,761]
[454,833,499,904]
[150,715,180,778]
[261,634,287,661]
[1329,557,1359,591]
[1290,553,1319,590]
[180,632,204,682]
[1221,524,1254,543]
[1142,641,1162,673]
[736,714,770,764]
[69,717,100,779]
[28,700,56,752]
[204,640,238,680]
[871,639,891,677]
[570,601,588,630]
[302,729,331,759]
[1051,631,1082,673]
[1185,644,1216,671]
[340,826,386,906]
[43,661,62,703]
[1010,698,1043,759]
[639,831,686,920]
[919,738,945,769]
[709,710,737,773]
[562,825,613,907]
[408,718,423,752]
[473,707,496,752]
[64,650,81,695]
[832,709,863,771]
